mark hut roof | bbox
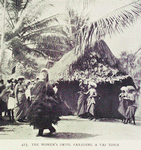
[49,40,125,83]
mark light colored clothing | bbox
[86,88,97,116]
[25,86,31,99]
[7,97,16,110]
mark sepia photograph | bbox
[0,0,141,149]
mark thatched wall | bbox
[95,76,135,118]
[57,76,135,118]
[57,80,79,114]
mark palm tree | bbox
[68,0,141,55]
[0,0,69,76]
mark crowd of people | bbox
[0,75,37,122]
[0,68,63,136]
[0,68,139,136]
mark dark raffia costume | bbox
[26,80,61,130]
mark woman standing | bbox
[77,80,88,118]
[125,86,138,124]
[26,68,61,136]
[14,76,27,122]
[85,82,97,120]
[118,86,138,124]
[118,86,128,123]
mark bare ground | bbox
[0,115,141,140]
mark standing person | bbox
[118,86,128,123]
[85,82,97,120]
[0,79,6,120]
[30,79,36,104]
[25,80,32,107]
[125,86,138,124]
[26,68,61,136]
[77,80,88,118]
[14,76,27,122]
[7,78,16,122]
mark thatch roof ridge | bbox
[94,40,118,67]
[49,48,78,81]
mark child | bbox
[7,81,16,122]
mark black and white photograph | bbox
[0,0,141,149]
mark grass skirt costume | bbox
[26,81,61,130]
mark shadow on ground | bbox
[0,120,30,134]
[42,132,100,139]
[0,120,29,126]
[0,126,14,132]
[98,118,120,122]
[133,122,141,126]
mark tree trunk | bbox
[0,0,6,66]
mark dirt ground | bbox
[0,115,141,140]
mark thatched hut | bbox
[49,40,135,118]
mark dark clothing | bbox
[0,85,5,93]
[77,91,87,116]
[26,81,61,129]
[118,97,127,118]
[126,100,137,120]
[14,83,27,121]
[0,85,8,113]
[118,96,137,122]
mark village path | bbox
[0,115,141,140]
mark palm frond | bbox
[13,0,54,34]
[20,13,60,37]
[6,37,47,57]
[95,2,141,39]
[25,41,69,48]
[22,30,69,41]
[76,0,141,54]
